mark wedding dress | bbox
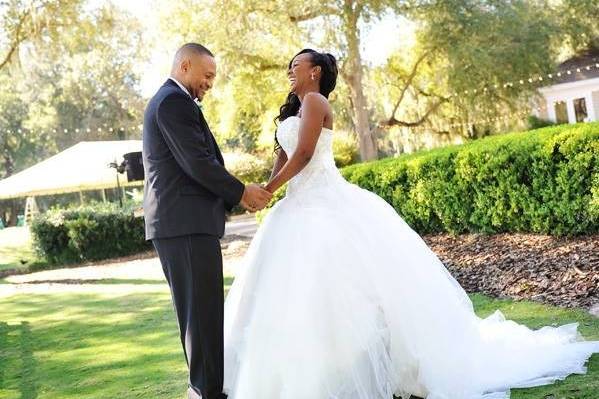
[223,115,598,399]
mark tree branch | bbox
[0,9,30,70]
[382,97,448,128]
[387,50,432,123]
[289,7,337,22]
[239,52,284,71]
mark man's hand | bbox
[240,184,273,212]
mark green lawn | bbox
[0,284,596,399]
[0,227,40,273]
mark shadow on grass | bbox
[0,321,39,399]
[0,274,236,399]
[0,293,186,398]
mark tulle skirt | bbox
[223,173,599,399]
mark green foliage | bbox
[557,0,599,51]
[332,132,360,168]
[0,0,84,73]
[0,73,43,178]
[224,152,272,184]
[412,1,557,96]
[343,122,599,235]
[527,115,555,130]
[30,202,150,265]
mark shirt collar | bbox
[169,77,192,98]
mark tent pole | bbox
[116,173,123,208]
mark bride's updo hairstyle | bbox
[274,49,338,151]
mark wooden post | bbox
[24,196,39,226]
[101,189,107,202]
[79,191,84,205]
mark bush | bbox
[223,152,271,184]
[30,201,150,265]
[527,115,555,130]
[333,132,360,167]
[260,122,599,236]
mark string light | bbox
[406,110,532,131]
[3,126,140,136]
[401,61,597,132]
[450,61,599,98]
[3,63,596,138]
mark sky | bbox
[112,0,415,97]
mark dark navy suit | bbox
[142,79,244,399]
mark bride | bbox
[222,49,599,399]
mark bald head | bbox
[172,43,213,67]
[170,43,216,101]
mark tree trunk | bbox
[342,1,377,161]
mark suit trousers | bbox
[153,234,227,399]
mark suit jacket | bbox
[142,79,245,240]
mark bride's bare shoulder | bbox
[303,92,333,125]
[304,92,330,107]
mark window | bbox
[555,101,568,124]
[573,98,587,122]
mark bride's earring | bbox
[311,74,315,80]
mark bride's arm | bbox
[267,149,288,183]
[264,93,327,194]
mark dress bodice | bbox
[276,116,343,195]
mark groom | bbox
[142,43,272,399]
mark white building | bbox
[535,48,599,124]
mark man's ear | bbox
[181,59,190,73]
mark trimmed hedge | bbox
[30,202,150,265]
[341,122,598,235]
[260,122,598,236]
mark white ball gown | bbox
[223,116,599,399]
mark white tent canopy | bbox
[0,141,143,200]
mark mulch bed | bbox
[423,233,598,310]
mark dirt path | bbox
[0,235,251,298]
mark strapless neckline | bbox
[284,116,334,134]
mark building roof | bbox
[551,47,599,85]
[0,141,142,200]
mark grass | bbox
[0,283,596,399]
[0,227,42,273]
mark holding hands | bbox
[240,183,273,212]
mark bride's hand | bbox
[240,184,272,212]
[263,182,275,194]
